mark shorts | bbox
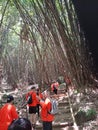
[29,106,37,114]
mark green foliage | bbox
[75,109,86,124]
[2,94,7,99]
[86,109,97,121]
[57,76,65,84]
[75,108,97,125]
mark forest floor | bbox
[53,89,98,130]
[0,83,98,130]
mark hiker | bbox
[0,95,19,130]
[39,90,54,130]
[8,118,32,130]
[36,87,43,118]
[26,86,37,129]
[51,80,59,95]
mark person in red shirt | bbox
[0,95,18,130]
[39,90,54,130]
[26,86,37,129]
[51,80,59,94]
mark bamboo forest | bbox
[0,0,98,130]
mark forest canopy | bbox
[0,0,93,89]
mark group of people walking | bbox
[26,86,55,130]
[0,76,72,130]
[0,81,59,130]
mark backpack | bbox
[27,93,33,104]
[49,99,58,115]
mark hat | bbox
[7,95,14,103]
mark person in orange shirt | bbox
[26,86,37,129]
[0,95,18,130]
[39,90,54,130]
[51,80,59,95]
